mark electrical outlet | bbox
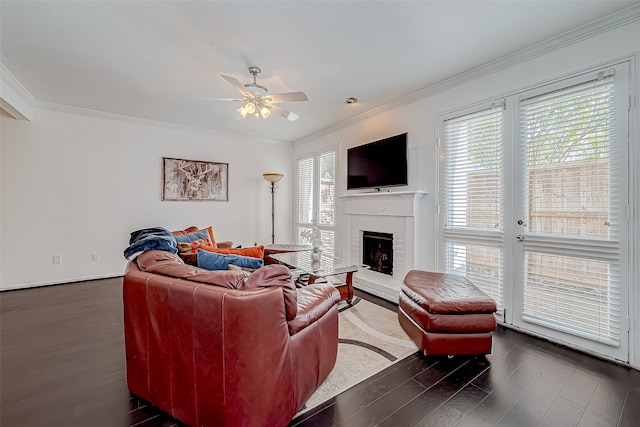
[52,255,62,265]
[91,253,100,262]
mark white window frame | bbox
[295,148,336,256]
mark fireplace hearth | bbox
[362,231,393,276]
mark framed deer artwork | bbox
[162,157,228,201]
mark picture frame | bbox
[162,157,228,201]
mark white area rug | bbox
[298,297,417,414]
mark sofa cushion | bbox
[177,238,212,254]
[136,250,245,288]
[245,265,298,320]
[171,226,199,236]
[172,226,216,245]
[197,249,263,271]
[402,270,497,314]
[173,228,213,244]
[287,284,341,335]
[198,245,264,259]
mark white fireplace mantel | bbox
[338,191,427,301]
[339,191,427,216]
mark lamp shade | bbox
[263,173,284,183]
[259,106,271,119]
[244,102,256,115]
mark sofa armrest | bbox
[288,284,340,335]
[245,265,298,320]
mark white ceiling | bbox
[2,1,638,143]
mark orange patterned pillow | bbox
[198,245,264,259]
[177,238,212,254]
[201,226,216,246]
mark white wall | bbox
[1,107,293,290]
[295,20,640,368]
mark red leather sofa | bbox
[123,250,340,427]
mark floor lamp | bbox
[263,173,283,244]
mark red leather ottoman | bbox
[398,270,497,356]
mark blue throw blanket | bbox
[197,249,263,271]
[123,227,178,260]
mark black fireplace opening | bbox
[362,231,393,276]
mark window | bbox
[441,103,505,313]
[296,150,336,256]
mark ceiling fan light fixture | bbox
[259,106,271,119]
[218,66,308,123]
[244,101,256,115]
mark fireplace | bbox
[362,231,393,276]
[339,191,427,302]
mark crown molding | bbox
[33,101,286,145]
[0,63,36,120]
[0,64,285,144]
[294,3,640,145]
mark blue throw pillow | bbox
[197,249,263,271]
[174,230,211,243]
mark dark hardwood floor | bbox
[1,277,639,427]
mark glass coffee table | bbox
[270,251,369,303]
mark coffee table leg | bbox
[307,273,354,303]
[345,272,354,303]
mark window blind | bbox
[442,105,504,311]
[296,150,336,256]
[443,106,504,231]
[297,157,314,224]
[444,242,504,313]
[318,151,335,226]
[521,78,617,239]
[520,76,622,345]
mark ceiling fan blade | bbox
[265,91,309,103]
[220,74,252,98]
[193,96,244,102]
[269,104,299,121]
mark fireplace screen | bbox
[362,231,393,276]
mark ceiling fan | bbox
[216,67,308,122]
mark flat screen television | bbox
[347,133,408,190]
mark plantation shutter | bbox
[442,104,505,312]
[519,73,622,345]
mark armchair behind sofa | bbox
[123,251,340,427]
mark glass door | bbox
[511,65,629,361]
[441,64,630,362]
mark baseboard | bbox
[0,273,123,292]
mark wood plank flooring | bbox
[1,277,639,427]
